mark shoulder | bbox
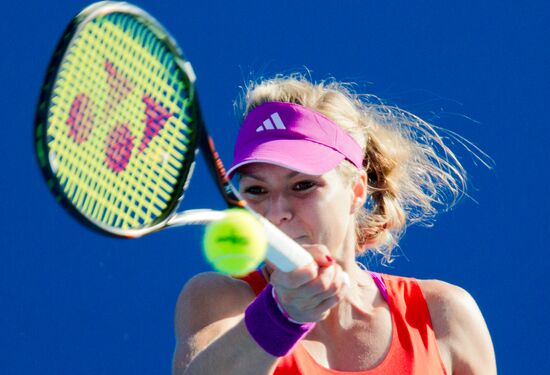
[417,279,497,374]
[417,278,477,324]
[172,272,261,372]
[174,272,257,336]
[417,279,486,339]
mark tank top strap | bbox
[368,271,389,302]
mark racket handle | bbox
[257,216,314,272]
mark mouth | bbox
[292,236,310,245]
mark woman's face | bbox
[238,163,364,257]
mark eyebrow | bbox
[239,170,302,181]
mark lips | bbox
[292,236,311,245]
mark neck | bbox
[323,222,383,328]
[325,262,382,328]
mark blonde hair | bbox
[237,74,483,263]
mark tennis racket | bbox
[34,1,312,272]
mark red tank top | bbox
[239,270,447,374]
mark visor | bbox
[227,102,363,177]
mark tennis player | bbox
[172,76,496,374]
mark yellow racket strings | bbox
[47,13,193,231]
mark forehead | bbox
[237,163,305,180]
[236,162,346,185]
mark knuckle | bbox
[291,264,318,287]
[303,264,318,280]
[274,270,308,289]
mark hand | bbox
[268,244,349,323]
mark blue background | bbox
[1,1,548,373]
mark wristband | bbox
[244,284,315,357]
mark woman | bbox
[172,76,496,374]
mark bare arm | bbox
[172,246,346,375]
[172,272,278,375]
[420,280,497,375]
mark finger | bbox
[300,244,350,286]
[269,262,318,289]
[271,266,337,312]
[309,294,344,322]
[279,267,342,312]
[302,244,334,268]
[301,264,338,296]
[331,265,350,292]
[272,265,348,323]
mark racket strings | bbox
[47,13,194,230]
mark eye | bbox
[293,180,316,191]
[243,185,267,195]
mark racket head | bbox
[35,1,201,237]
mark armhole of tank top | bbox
[410,278,450,375]
[237,268,269,296]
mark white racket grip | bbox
[257,216,314,272]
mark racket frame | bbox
[35,1,202,238]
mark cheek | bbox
[302,188,353,244]
[244,199,267,216]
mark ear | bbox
[350,170,368,213]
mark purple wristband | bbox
[244,284,315,357]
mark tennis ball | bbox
[203,209,267,276]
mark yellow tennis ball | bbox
[203,209,267,276]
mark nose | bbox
[263,193,293,227]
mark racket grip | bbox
[257,216,314,272]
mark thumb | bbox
[302,244,334,268]
[302,244,350,287]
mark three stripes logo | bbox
[256,112,287,132]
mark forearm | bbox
[182,319,278,375]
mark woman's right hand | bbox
[268,244,349,323]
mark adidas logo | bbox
[256,112,286,132]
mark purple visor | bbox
[227,102,364,177]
